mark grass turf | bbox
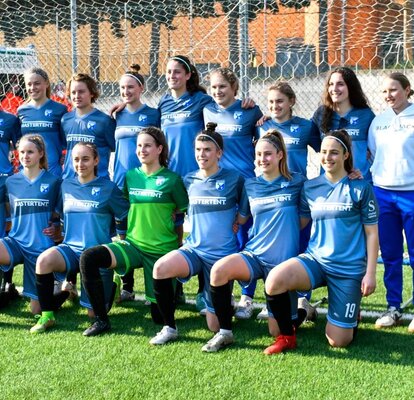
[0,264,413,400]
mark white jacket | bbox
[368,103,414,190]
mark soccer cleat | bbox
[149,325,178,345]
[30,313,56,334]
[195,292,206,312]
[375,306,402,329]
[234,295,254,320]
[408,318,414,333]
[83,317,111,337]
[4,283,20,300]
[298,297,318,322]
[201,331,234,352]
[61,280,78,300]
[257,306,269,320]
[263,334,297,355]
[119,290,135,302]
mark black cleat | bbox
[83,317,111,337]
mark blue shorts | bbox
[1,237,39,300]
[56,244,114,310]
[239,251,298,320]
[177,246,215,313]
[297,253,362,328]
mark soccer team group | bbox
[0,54,413,354]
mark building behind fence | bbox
[0,0,413,116]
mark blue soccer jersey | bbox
[300,174,378,277]
[244,172,305,265]
[18,99,67,177]
[61,109,116,179]
[0,110,21,175]
[183,168,249,264]
[114,105,161,189]
[60,176,129,256]
[159,91,213,177]
[312,106,375,181]
[6,169,61,253]
[257,116,321,177]
[203,100,263,179]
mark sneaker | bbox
[196,292,206,312]
[408,318,414,333]
[201,331,234,352]
[298,297,318,322]
[61,280,78,300]
[149,325,178,345]
[257,306,269,320]
[30,313,56,334]
[234,295,254,320]
[83,317,111,337]
[375,306,402,329]
[263,334,297,355]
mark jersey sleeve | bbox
[171,175,189,212]
[359,183,379,225]
[299,185,311,219]
[109,184,130,234]
[308,121,321,152]
[10,115,21,146]
[238,182,250,218]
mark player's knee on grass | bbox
[325,324,354,348]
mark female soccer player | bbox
[30,142,129,333]
[368,72,414,332]
[61,73,115,179]
[114,64,160,190]
[312,67,375,181]
[263,129,378,354]
[18,67,67,177]
[203,67,263,319]
[203,130,305,352]
[0,135,60,314]
[79,127,188,336]
[149,122,248,346]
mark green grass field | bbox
[0,264,413,400]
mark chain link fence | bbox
[0,0,413,117]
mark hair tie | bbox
[124,73,144,86]
[170,56,192,73]
[323,135,349,153]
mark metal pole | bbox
[70,0,78,73]
[239,0,249,97]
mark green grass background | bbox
[1,264,413,400]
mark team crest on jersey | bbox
[281,181,289,189]
[40,183,50,193]
[156,176,165,186]
[233,111,242,120]
[290,124,299,133]
[215,180,225,191]
[44,109,53,117]
[87,121,96,130]
[350,117,359,125]
[138,114,147,122]
[91,187,101,196]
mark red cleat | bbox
[263,334,296,355]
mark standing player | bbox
[203,130,304,352]
[203,68,262,319]
[263,129,378,354]
[18,67,67,177]
[149,123,248,345]
[79,127,188,336]
[61,73,115,179]
[0,135,60,314]
[30,142,129,333]
[312,67,374,181]
[368,72,414,331]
